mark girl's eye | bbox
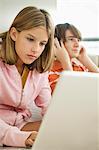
[40,42,46,46]
[27,37,34,41]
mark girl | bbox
[0,6,54,147]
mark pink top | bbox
[0,60,51,147]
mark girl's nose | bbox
[31,43,40,53]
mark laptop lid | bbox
[32,71,99,150]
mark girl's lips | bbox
[27,54,37,59]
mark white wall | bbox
[0,0,99,38]
[56,0,99,38]
[0,0,99,65]
[55,0,99,65]
[0,0,57,32]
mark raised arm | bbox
[54,38,73,70]
[77,46,99,73]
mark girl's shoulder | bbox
[35,69,49,77]
[32,69,49,81]
[0,59,15,70]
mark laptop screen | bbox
[33,71,99,150]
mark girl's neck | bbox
[16,59,24,75]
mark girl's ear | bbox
[10,27,18,41]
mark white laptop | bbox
[32,71,99,150]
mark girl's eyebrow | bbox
[27,34,35,38]
[27,34,48,43]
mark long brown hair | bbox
[0,6,54,73]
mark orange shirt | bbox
[48,58,88,94]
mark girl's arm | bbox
[77,46,99,73]
[54,38,73,70]
[0,118,32,147]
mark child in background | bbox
[0,6,54,147]
[49,23,99,93]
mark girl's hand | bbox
[25,131,38,148]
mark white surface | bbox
[82,41,99,66]
[0,0,56,32]
[32,71,99,150]
[82,41,99,56]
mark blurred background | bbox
[0,0,99,65]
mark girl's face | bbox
[10,26,48,64]
[64,29,81,58]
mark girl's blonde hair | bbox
[0,6,54,73]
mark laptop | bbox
[32,71,99,150]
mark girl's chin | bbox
[23,60,35,65]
